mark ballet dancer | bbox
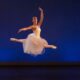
[10,7,57,56]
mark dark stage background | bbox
[0,0,80,63]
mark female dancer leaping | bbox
[10,7,57,56]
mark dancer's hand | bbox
[39,7,43,12]
[17,29,23,33]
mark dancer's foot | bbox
[10,38,17,41]
[51,45,57,49]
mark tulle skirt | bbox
[22,33,48,56]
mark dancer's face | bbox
[32,17,38,25]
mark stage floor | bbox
[0,67,80,80]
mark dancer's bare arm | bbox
[38,7,44,26]
[18,26,32,33]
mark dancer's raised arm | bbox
[38,7,44,26]
[18,26,32,33]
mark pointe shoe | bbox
[10,38,16,41]
[51,45,57,49]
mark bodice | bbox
[32,26,41,38]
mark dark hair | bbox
[33,16,37,19]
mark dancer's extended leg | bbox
[44,44,57,49]
[10,38,25,43]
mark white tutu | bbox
[22,33,48,56]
